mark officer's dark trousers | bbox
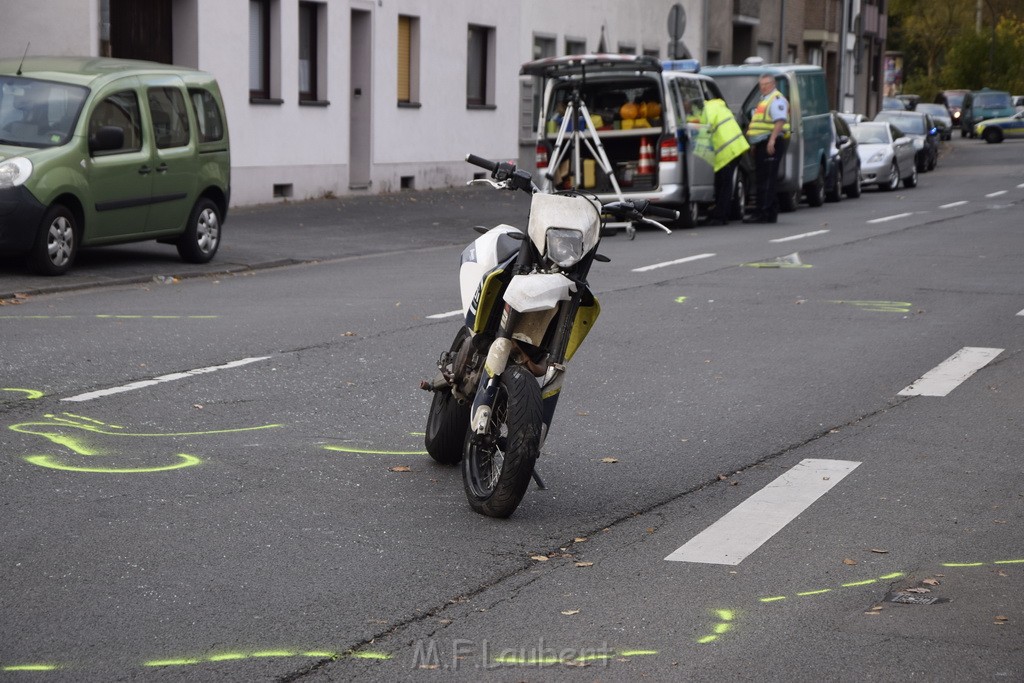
[752,137,788,221]
[712,158,738,222]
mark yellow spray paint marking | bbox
[144,649,346,667]
[759,572,905,603]
[829,300,912,313]
[2,664,60,671]
[696,608,736,644]
[8,412,281,474]
[675,296,688,304]
[2,388,44,399]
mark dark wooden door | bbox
[110,0,173,64]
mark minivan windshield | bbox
[975,92,1011,108]
[0,76,88,148]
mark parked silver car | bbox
[849,122,917,191]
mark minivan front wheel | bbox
[177,197,221,263]
[30,204,78,276]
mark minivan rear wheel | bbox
[29,204,78,276]
[177,197,221,263]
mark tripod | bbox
[543,86,671,236]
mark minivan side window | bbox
[148,87,191,149]
[88,91,143,155]
[797,72,829,116]
[189,88,225,142]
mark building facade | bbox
[0,0,883,208]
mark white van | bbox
[522,55,736,228]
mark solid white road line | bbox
[986,190,1008,198]
[769,229,830,243]
[939,201,968,209]
[867,212,913,224]
[1018,308,1024,317]
[632,253,715,273]
[898,346,1004,397]
[62,356,273,402]
[665,458,861,565]
[427,309,463,319]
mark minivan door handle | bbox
[138,165,152,175]
[155,163,168,173]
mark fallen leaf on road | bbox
[869,548,889,554]
[995,615,1009,623]
[574,537,588,543]
[922,578,940,586]
[388,466,411,472]
[561,609,580,616]
[600,457,619,463]
[575,562,594,568]
[530,555,549,562]
[843,558,857,566]
[904,587,931,594]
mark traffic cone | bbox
[637,136,654,176]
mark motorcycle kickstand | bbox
[531,467,546,490]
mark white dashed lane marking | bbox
[632,253,716,273]
[867,212,913,224]
[898,346,1003,397]
[62,356,273,402]
[769,229,829,243]
[665,459,861,565]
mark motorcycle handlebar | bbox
[601,199,679,222]
[465,153,499,173]
[465,153,538,194]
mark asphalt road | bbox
[2,136,1023,681]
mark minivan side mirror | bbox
[89,125,124,154]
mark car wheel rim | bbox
[889,164,899,189]
[195,208,220,254]
[47,216,74,267]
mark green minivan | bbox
[0,56,229,275]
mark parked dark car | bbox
[915,103,953,140]
[873,110,939,172]
[825,111,861,202]
[935,89,970,130]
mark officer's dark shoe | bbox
[742,214,764,224]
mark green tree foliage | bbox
[891,0,1024,94]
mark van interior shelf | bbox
[546,126,660,140]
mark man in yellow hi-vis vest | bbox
[744,74,791,224]
[701,98,750,226]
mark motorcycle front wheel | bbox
[424,327,472,465]
[462,364,542,518]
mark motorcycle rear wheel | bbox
[462,364,542,518]
[424,327,472,465]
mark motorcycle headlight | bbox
[545,228,585,268]
[0,157,33,189]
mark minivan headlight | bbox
[546,228,585,268]
[0,157,33,189]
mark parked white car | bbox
[849,122,917,191]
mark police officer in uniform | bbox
[744,74,790,224]
[701,97,750,226]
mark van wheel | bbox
[672,200,698,230]
[805,167,826,207]
[30,204,78,276]
[730,173,746,220]
[177,197,221,263]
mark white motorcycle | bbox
[421,154,677,517]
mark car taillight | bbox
[659,137,678,162]
[535,143,549,169]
